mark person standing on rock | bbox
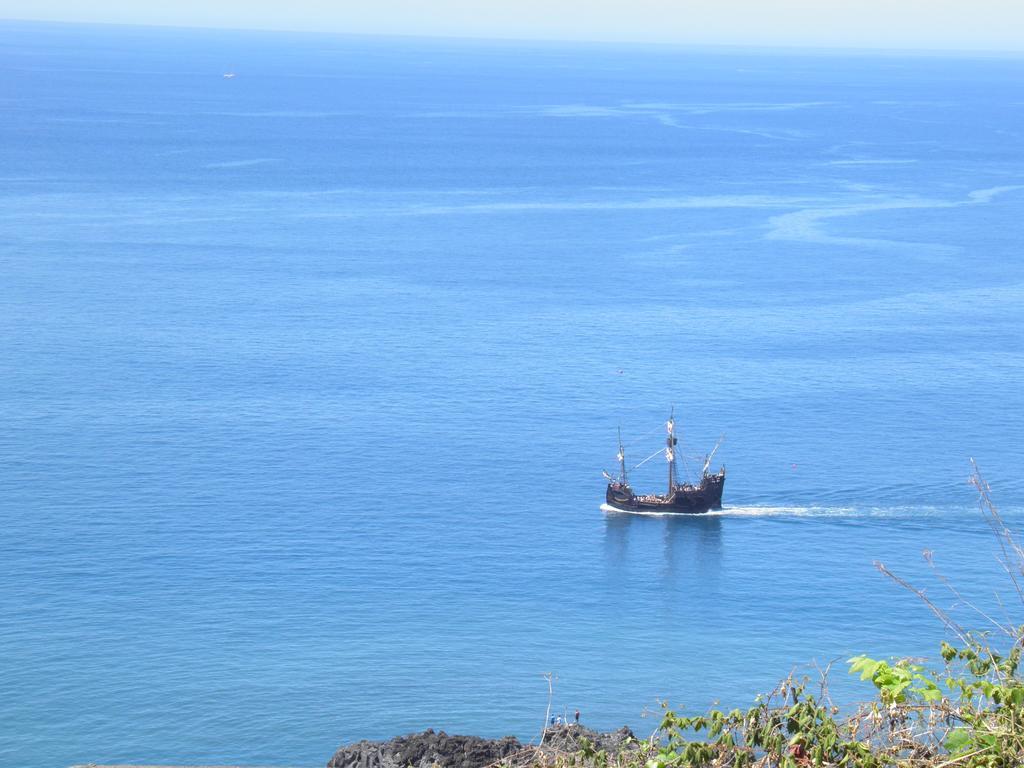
[574,709,580,725]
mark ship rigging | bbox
[604,411,725,514]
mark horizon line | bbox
[3,15,1024,58]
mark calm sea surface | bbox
[2,21,1024,768]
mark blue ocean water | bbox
[2,20,1024,767]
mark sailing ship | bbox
[604,412,725,514]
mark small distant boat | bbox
[223,73,237,79]
[604,411,725,514]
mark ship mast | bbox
[702,435,725,476]
[617,427,628,485]
[666,409,679,494]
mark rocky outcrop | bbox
[328,729,524,768]
[327,725,638,768]
[539,723,636,754]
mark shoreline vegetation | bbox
[76,465,1024,768]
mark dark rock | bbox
[327,725,638,768]
[327,729,524,768]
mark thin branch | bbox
[812,657,839,710]
[933,746,994,768]
[923,549,1013,637]
[540,672,555,746]
[971,459,1024,607]
[875,560,970,645]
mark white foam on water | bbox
[601,503,991,519]
[716,505,991,518]
[601,503,840,517]
[205,157,280,169]
[601,503,680,516]
[825,158,919,166]
[709,505,857,517]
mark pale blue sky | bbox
[2,0,1022,51]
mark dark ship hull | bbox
[605,470,725,514]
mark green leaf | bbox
[920,686,942,703]
[940,642,957,662]
[945,728,972,754]
[847,655,880,680]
